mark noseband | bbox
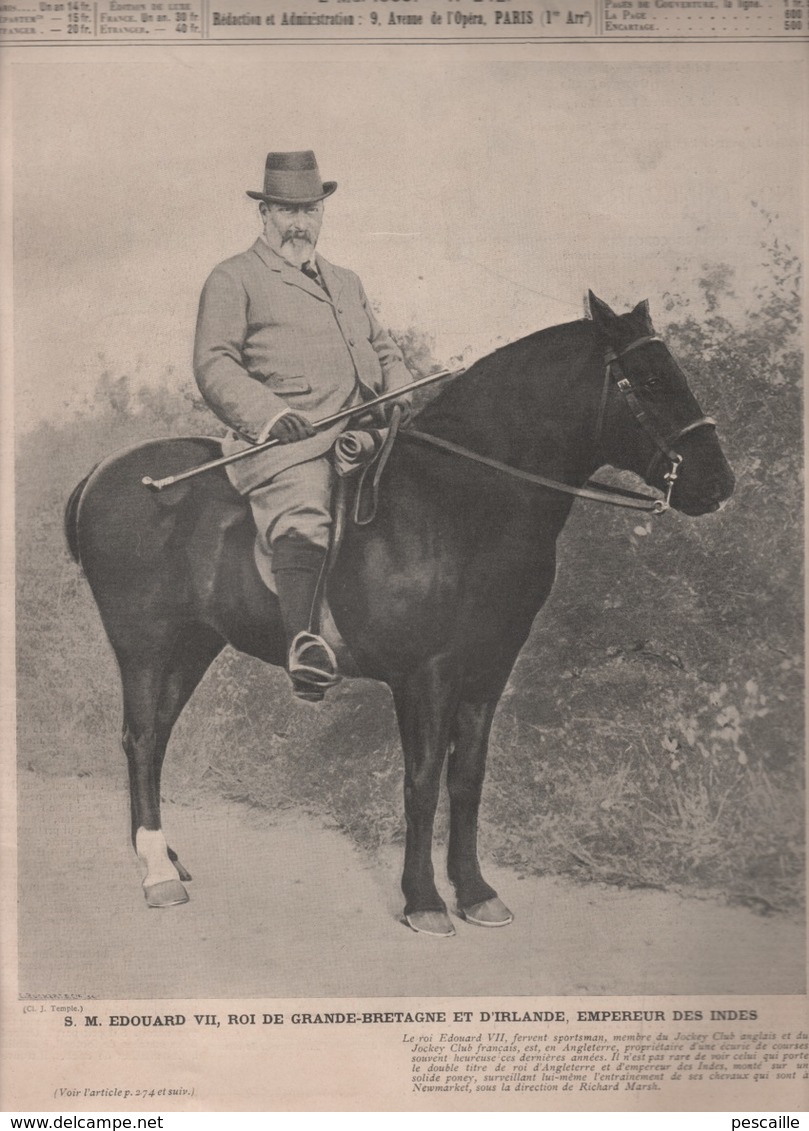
[597,334,717,509]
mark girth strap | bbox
[311,407,405,630]
[353,405,405,525]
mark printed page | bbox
[0,1,806,1112]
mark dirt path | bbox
[17,770,804,1000]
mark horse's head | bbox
[587,291,735,516]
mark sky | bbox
[11,55,803,430]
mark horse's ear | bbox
[631,298,654,332]
[588,290,618,332]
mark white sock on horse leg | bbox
[136,827,181,888]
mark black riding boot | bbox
[271,535,339,701]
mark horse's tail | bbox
[64,469,96,564]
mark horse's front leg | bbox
[391,657,460,937]
[447,697,513,927]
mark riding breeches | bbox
[248,456,335,560]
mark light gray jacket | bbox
[194,238,412,493]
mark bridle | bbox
[405,331,717,515]
[595,333,717,510]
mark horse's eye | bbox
[644,376,663,390]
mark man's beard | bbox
[270,226,317,267]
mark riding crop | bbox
[141,366,464,491]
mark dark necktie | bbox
[301,261,330,298]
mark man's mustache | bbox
[282,230,314,244]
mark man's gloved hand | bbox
[268,411,317,444]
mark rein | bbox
[405,430,670,513]
[405,334,717,516]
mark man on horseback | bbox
[193,150,414,699]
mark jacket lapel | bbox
[315,255,344,307]
[250,238,331,304]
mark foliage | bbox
[16,210,804,912]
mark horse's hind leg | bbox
[119,624,223,908]
[447,697,513,927]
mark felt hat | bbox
[246,151,337,204]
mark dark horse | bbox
[64,293,734,937]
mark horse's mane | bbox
[415,317,595,431]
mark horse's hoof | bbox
[461,896,513,927]
[144,880,189,908]
[404,910,455,937]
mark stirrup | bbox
[288,631,340,701]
